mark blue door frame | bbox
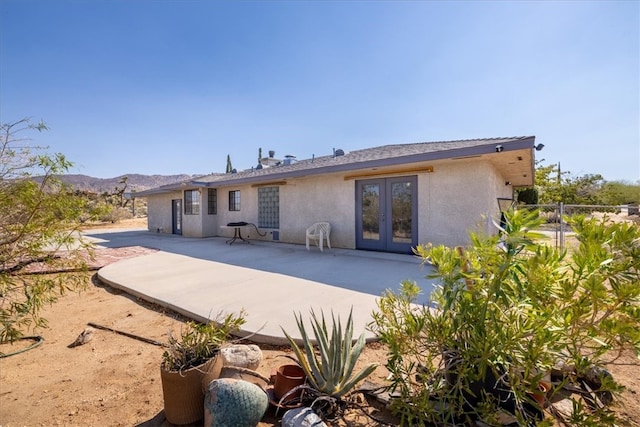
[355,176,417,254]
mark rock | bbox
[550,397,575,420]
[204,378,268,427]
[219,366,269,391]
[282,407,327,427]
[582,365,612,388]
[220,344,262,370]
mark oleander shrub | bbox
[370,209,640,426]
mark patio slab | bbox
[90,228,435,344]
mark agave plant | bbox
[282,308,378,399]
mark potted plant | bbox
[161,310,246,425]
[280,308,378,420]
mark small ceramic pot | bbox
[273,364,306,403]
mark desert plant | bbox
[517,187,539,205]
[370,209,640,426]
[282,308,378,400]
[0,118,93,343]
[162,310,246,372]
[100,206,133,223]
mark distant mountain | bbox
[59,174,196,193]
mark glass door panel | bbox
[172,199,182,235]
[390,180,413,244]
[361,183,381,241]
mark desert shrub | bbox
[1,119,92,343]
[370,209,640,426]
[100,206,133,223]
[517,187,539,205]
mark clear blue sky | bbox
[1,0,638,182]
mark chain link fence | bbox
[516,203,639,250]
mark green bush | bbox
[162,310,246,372]
[370,209,640,426]
[517,187,539,205]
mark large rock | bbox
[220,344,262,370]
[282,407,327,427]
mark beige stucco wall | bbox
[280,175,355,247]
[144,158,514,249]
[211,175,355,247]
[147,189,217,237]
[417,159,507,247]
[146,191,181,234]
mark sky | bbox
[1,1,638,182]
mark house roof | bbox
[135,136,537,196]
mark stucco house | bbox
[136,136,540,253]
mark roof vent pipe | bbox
[269,150,275,158]
[283,155,297,166]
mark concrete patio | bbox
[89,227,436,344]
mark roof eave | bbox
[207,136,538,187]
[139,136,538,192]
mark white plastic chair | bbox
[306,222,331,252]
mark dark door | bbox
[172,199,182,235]
[356,176,417,253]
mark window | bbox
[208,188,217,215]
[184,190,200,215]
[258,186,279,228]
[229,190,241,211]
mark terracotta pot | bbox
[273,364,306,403]
[161,354,223,425]
[530,380,552,408]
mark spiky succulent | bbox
[282,308,378,399]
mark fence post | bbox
[559,202,565,250]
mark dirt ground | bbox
[0,219,394,427]
[0,218,638,426]
[0,271,394,427]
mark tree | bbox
[113,176,129,208]
[535,161,608,205]
[0,118,91,343]
[225,154,233,174]
[535,161,570,204]
[516,187,538,205]
[600,180,640,206]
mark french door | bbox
[355,176,417,253]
